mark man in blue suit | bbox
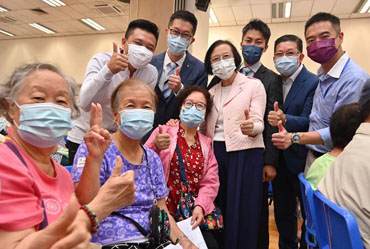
[150,10,207,130]
[268,34,319,249]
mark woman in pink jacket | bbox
[145,86,220,249]
[203,40,266,249]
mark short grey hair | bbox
[110,78,157,113]
[0,63,80,122]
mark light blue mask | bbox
[15,102,72,148]
[119,109,154,139]
[180,106,205,128]
[274,56,299,76]
[167,34,190,56]
[0,117,5,131]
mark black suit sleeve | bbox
[263,73,283,168]
[195,66,208,88]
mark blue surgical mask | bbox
[274,56,299,76]
[119,109,154,139]
[15,102,72,148]
[0,117,6,131]
[180,106,205,128]
[167,34,190,56]
[242,45,263,65]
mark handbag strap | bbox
[4,141,49,230]
[111,211,148,237]
[175,144,189,188]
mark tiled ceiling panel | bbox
[232,5,253,22]
[291,1,313,17]
[332,0,360,14]
[251,3,271,19]
[311,0,336,14]
[213,7,235,22]
[0,0,130,40]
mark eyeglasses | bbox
[210,52,233,64]
[168,28,193,41]
[183,100,206,111]
[274,51,300,58]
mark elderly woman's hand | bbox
[23,194,92,249]
[166,119,179,127]
[240,109,255,136]
[84,103,112,159]
[154,125,171,150]
[191,206,204,230]
[179,237,199,249]
[92,156,136,215]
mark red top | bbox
[166,125,205,215]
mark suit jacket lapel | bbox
[211,83,222,112]
[179,52,193,83]
[224,73,244,106]
[283,66,307,111]
[253,64,266,79]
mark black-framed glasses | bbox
[183,100,206,111]
[169,28,193,41]
[274,51,300,58]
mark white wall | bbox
[0,33,123,84]
[208,18,370,75]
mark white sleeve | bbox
[147,66,158,90]
[79,54,114,112]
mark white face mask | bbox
[127,44,153,69]
[211,58,236,80]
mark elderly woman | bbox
[0,63,135,249]
[145,85,220,249]
[203,40,266,249]
[72,79,198,249]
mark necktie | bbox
[162,62,177,100]
[241,67,251,76]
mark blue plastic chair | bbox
[64,165,72,174]
[313,190,364,249]
[298,173,319,248]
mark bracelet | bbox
[174,234,187,245]
[80,204,100,233]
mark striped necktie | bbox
[162,62,177,100]
[241,67,252,76]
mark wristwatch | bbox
[291,132,301,144]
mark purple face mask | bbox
[307,38,338,64]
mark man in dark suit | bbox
[208,19,283,249]
[150,10,207,130]
[268,34,319,249]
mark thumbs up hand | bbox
[240,109,255,136]
[154,125,171,150]
[107,42,129,74]
[271,120,293,149]
[168,66,183,94]
[268,101,286,127]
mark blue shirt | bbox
[307,53,369,153]
[71,141,168,245]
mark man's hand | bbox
[262,165,277,182]
[268,101,286,127]
[191,206,204,230]
[240,109,255,136]
[271,121,293,150]
[84,103,111,160]
[107,42,129,74]
[154,125,171,150]
[168,67,182,94]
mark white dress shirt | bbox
[239,61,262,77]
[282,64,303,102]
[158,51,186,91]
[68,52,158,144]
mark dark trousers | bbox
[66,140,80,165]
[272,157,307,249]
[214,142,264,249]
[256,181,270,249]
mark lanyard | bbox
[319,58,350,98]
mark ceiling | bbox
[0,0,130,40]
[209,0,370,27]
